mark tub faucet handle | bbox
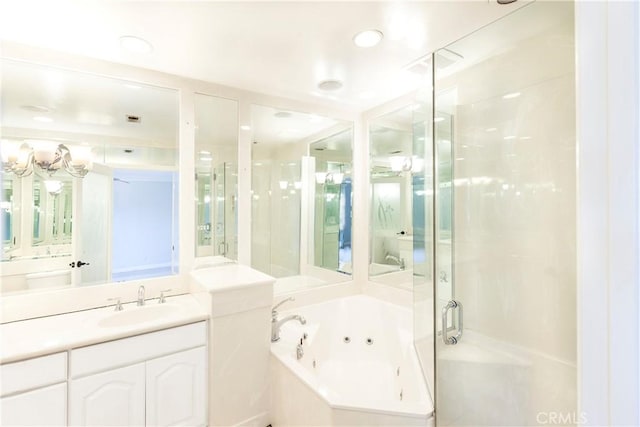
[158,289,172,304]
[296,338,304,360]
[108,297,123,311]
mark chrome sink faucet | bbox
[137,285,145,306]
[271,297,306,342]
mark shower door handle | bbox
[442,300,463,345]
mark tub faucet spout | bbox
[272,314,306,342]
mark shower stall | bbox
[413,2,578,425]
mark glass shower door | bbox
[433,2,577,426]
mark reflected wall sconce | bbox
[1,140,92,178]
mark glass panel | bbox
[194,93,238,260]
[433,2,576,425]
[250,104,352,294]
[309,129,353,273]
[412,86,435,402]
[1,172,17,256]
[31,174,73,250]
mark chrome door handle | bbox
[442,300,463,345]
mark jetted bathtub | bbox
[270,295,433,426]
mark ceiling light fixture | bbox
[353,30,384,48]
[240,125,251,131]
[317,79,343,92]
[502,92,521,99]
[119,36,153,54]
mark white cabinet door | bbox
[146,347,207,427]
[0,383,66,426]
[69,363,145,426]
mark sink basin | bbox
[98,304,181,328]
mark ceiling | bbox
[0,0,525,112]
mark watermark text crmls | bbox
[536,411,588,425]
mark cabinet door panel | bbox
[146,347,207,427]
[69,363,145,426]
[0,383,66,426]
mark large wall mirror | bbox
[0,59,179,294]
[194,93,238,262]
[250,105,352,294]
[368,104,427,290]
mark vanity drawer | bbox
[0,352,67,397]
[70,321,207,378]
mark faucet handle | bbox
[158,289,172,304]
[108,297,123,311]
[272,297,295,314]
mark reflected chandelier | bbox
[1,140,92,178]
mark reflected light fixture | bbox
[1,140,92,178]
[353,30,384,48]
[44,180,63,196]
[317,80,343,92]
[502,92,521,99]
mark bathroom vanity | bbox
[0,295,208,427]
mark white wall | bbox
[576,2,640,426]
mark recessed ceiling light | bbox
[317,80,343,92]
[353,30,384,48]
[274,111,292,118]
[124,84,142,90]
[240,125,251,131]
[199,150,211,155]
[502,92,521,99]
[504,135,517,140]
[434,117,445,123]
[33,116,53,123]
[119,36,153,54]
[485,127,498,132]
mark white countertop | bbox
[0,294,208,364]
[190,264,275,293]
